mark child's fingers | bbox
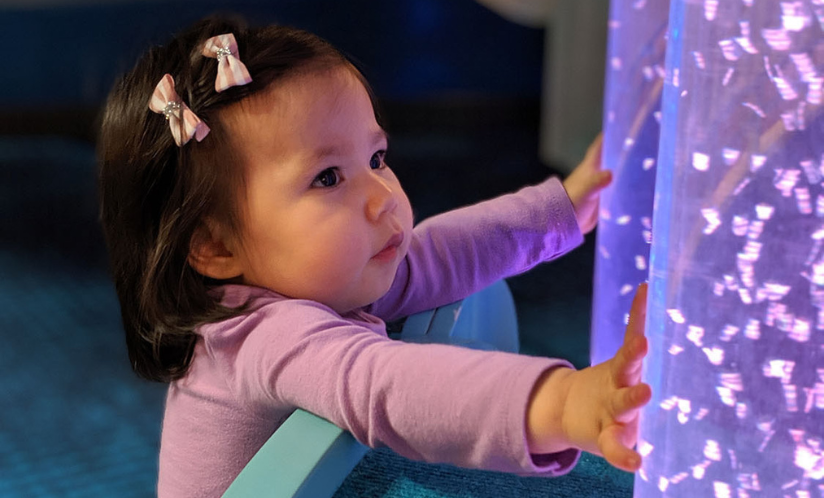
[611,383,652,421]
[624,283,648,344]
[616,284,649,387]
[596,169,613,189]
[597,424,642,472]
[586,133,604,161]
[614,334,648,387]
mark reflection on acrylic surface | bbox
[590,0,667,365]
[625,1,824,497]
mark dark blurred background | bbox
[0,1,619,496]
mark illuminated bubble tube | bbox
[627,1,824,497]
[591,0,668,366]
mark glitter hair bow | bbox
[201,33,252,92]
[148,74,210,146]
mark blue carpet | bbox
[0,135,629,497]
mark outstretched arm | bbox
[525,283,651,472]
[369,135,610,321]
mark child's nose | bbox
[365,175,398,222]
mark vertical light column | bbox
[591,0,668,365]
[635,1,824,497]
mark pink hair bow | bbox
[148,74,210,147]
[201,33,252,92]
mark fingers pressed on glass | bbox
[598,425,642,472]
[625,283,648,337]
[612,384,651,417]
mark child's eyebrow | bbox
[310,130,390,161]
[374,129,389,147]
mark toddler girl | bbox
[98,15,651,498]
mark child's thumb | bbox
[594,169,613,190]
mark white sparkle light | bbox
[736,402,748,419]
[745,319,761,340]
[705,0,719,20]
[751,155,767,171]
[785,384,799,412]
[734,177,752,196]
[764,359,795,383]
[775,169,801,197]
[713,480,732,498]
[781,1,811,31]
[687,325,705,346]
[723,148,741,165]
[720,372,744,391]
[790,52,817,82]
[732,215,749,236]
[721,324,740,341]
[796,187,813,214]
[702,208,722,234]
[693,51,706,69]
[762,28,793,50]
[693,152,711,171]
[717,386,737,406]
[667,309,686,323]
[719,39,742,60]
[705,440,722,461]
[775,76,800,100]
[735,35,759,54]
[723,68,735,86]
[743,102,767,117]
[704,346,725,365]
[801,159,821,183]
[809,77,823,104]
[755,203,775,220]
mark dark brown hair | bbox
[98,16,374,382]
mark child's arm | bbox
[526,283,651,472]
[369,135,610,321]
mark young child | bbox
[98,16,651,498]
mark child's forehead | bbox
[222,67,382,160]
[229,66,371,125]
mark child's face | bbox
[225,67,414,314]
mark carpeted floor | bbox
[0,107,631,496]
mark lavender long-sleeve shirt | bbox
[157,177,585,497]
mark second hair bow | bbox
[202,33,253,92]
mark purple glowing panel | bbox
[634,1,824,497]
[591,0,668,365]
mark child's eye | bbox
[311,168,340,188]
[369,151,386,170]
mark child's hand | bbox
[526,283,651,472]
[562,134,611,235]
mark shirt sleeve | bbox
[366,176,584,321]
[220,298,580,476]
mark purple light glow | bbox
[614,0,824,497]
[590,0,667,366]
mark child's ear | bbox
[188,220,244,280]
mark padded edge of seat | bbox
[222,409,368,498]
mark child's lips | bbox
[372,232,403,262]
